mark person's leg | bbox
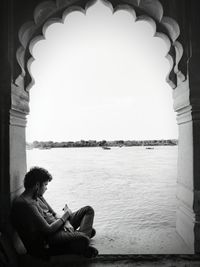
[48,230,89,255]
[69,206,94,237]
[48,230,98,257]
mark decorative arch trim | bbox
[15,0,185,97]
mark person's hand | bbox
[64,220,74,233]
[63,204,72,216]
[62,209,71,221]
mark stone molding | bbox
[11,83,29,115]
[176,105,192,125]
[14,0,185,95]
[172,79,192,125]
[10,109,27,128]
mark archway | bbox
[25,1,180,253]
[8,0,198,253]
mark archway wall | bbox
[14,0,186,91]
[9,0,184,189]
[9,0,185,201]
[4,0,200,253]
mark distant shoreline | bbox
[26,139,178,149]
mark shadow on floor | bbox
[1,231,200,267]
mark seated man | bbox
[11,167,98,259]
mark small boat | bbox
[102,146,111,150]
[145,147,154,150]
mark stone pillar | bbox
[173,0,200,253]
[10,83,29,201]
[0,0,12,232]
[0,81,11,232]
[188,64,200,254]
[174,77,200,253]
[173,79,195,253]
[186,0,200,253]
[193,115,200,253]
[9,110,27,200]
[173,79,195,252]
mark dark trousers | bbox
[48,206,94,255]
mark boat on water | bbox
[145,147,154,150]
[102,146,111,150]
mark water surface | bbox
[27,146,178,236]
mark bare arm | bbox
[28,203,70,235]
[39,196,57,216]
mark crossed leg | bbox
[48,206,96,256]
[69,205,95,238]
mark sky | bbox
[26,0,178,142]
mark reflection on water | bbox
[27,146,178,235]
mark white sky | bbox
[26,0,178,142]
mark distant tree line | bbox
[26,139,178,149]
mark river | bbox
[26,145,183,253]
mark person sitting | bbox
[11,167,98,259]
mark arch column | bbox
[9,83,29,202]
[174,76,200,253]
[173,79,195,252]
[0,0,12,232]
[0,0,27,231]
[0,76,11,232]
[172,1,200,251]
[193,112,200,253]
[188,51,200,253]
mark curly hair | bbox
[24,167,52,189]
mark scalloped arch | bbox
[15,0,185,91]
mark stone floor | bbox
[91,228,193,254]
[3,228,198,267]
[18,229,198,267]
[19,254,200,267]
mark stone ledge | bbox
[18,254,200,267]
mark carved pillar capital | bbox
[10,109,27,127]
[173,79,192,125]
[11,83,29,122]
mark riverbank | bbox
[26,139,178,149]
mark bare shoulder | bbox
[13,194,35,208]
